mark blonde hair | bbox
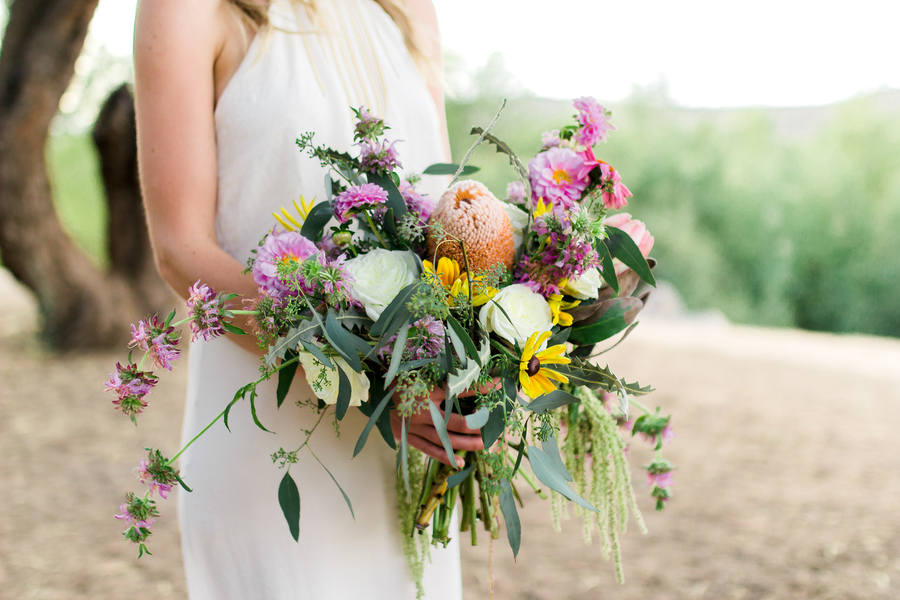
[226,0,431,70]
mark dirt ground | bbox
[2,269,900,600]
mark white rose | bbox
[297,352,370,407]
[503,202,529,249]
[479,284,553,347]
[566,267,603,299]
[344,249,419,321]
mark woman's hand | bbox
[389,386,484,469]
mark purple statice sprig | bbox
[105,361,159,424]
[351,105,388,142]
[115,491,160,557]
[129,311,181,371]
[136,448,187,500]
[643,458,675,511]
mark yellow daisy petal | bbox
[540,368,569,384]
[272,212,295,232]
[281,207,304,230]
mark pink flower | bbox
[598,163,632,210]
[541,129,563,149]
[647,470,674,488]
[252,230,319,296]
[399,180,435,225]
[135,449,180,499]
[528,147,593,209]
[573,96,615,146]
[603,213,654,275]
[333,183,389,224]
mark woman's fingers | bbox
[406,433,463,467]
[407,421,484,452]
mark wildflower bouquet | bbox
[109,100,675,585]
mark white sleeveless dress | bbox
[178,2,462,598]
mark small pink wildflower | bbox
[333,183,389,224]
[399,180,436,225]
[541,129,563,149]
[573,96,615,146]
[598,162,632,210]
[135,449,180,500]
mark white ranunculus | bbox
[479,284,553,347]
[566,267,604,299]
[503,202,529,249]
[344,249,420,321]
[297,351,370,407]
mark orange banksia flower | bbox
[425,180,516,274]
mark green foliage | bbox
[447,92,900,338]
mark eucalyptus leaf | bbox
[542,436,572,482]
[521,389,580,414]
[567,301,632,346]
[299,201,334,243]
[446,335,490,400]
[299,339,334,370]
[278,471,301,542]
[309,449,355,520]
[335,366,351,421]
[370,283,418,337]
[595,238,619,293]
[447,315,482,367]
[428,400,457,468]
[276,350,299,409]
[606,226,657,287]
[527,446,598,512]
[354,385,395,457]
[464,407,491,429]
[384,320,411,386]
[324,311,362,373]
[446,463,475,489]
[248,386,273,433]
[368,171,407,218]
[423,162,481,176]
[499,479,522,558]
[266,322,321,366]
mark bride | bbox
[133,0,482,597]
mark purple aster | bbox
[333,183,389,224]
[129,315,180,371]
[378,317,445,363]
[186,280,230,342]
[528,147,594,209]
[399,180,435,225]
[252,230,319,296]
[105,362,158,421]
[357,139,402,174]
[573,96,615,146]
[506,181,527,205]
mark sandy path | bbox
[2,270,899,599]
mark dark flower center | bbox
[526,356,541,377]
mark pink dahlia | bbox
[528,147,593,209]
[573,96,615,147]
[333,183,389,224]
[598,163,632,210]
[252,230,319,296]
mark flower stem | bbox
[628,397,653,416]
[364,211,389,249]
[166,405,229,467]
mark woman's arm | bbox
[134,0,261,354]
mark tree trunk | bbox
[0,0,168,351]
[93,84,172,313]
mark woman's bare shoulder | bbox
[134,0,229,66]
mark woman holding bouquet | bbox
[134,0,481,597]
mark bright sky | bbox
[87,0,900,108]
